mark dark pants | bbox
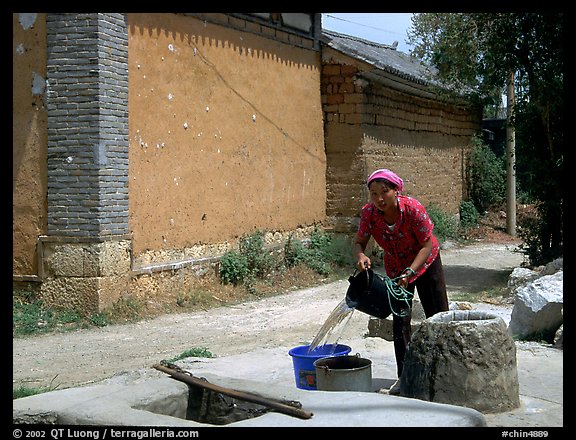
[392,253,449,377]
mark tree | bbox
[408,12,563,264]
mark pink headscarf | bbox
[367,169,404,192]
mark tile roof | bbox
[321,29,441,89]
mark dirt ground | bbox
[13,229,528,392]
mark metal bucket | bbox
[313,354,373,392]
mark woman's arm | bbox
[353,235,372,271]
[397,237,433,288]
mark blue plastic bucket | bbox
[288,344,351,390]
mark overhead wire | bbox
[323,14,407,37]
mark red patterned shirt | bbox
[357,195,439,281]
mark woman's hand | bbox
[397,267,416,289]
[396,274,409,289]
[356,254,371,271]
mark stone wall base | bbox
[39,238,131,315]
[27,226,328,316]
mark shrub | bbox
[222,228,355,287]
[284,229,331,275]
[468,136,506,212]
[284,235,307,268]
[219,231,282,287]
[426,203,458,242]
[459,200,479,228]
[219,250,249,285]
[324,233,356,269]
[517,214,545,266]
[239,230,275,278]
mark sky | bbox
[321,13,416,54]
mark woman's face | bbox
[369,180,397,212]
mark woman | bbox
[353,168,449,394]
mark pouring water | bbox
[307,267,414,355]
[307,298,356,354]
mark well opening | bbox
[428,310,500,323]
[134,385,270,425]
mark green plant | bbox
[89,313,109,327]
[512,329,557,344]
[219,250,250,285]
[284,227,342,276]
[97,296,147,325]
[426,203,459,242]
[284,235,307,268]
[239,231,276,278]
[13,290,157,337]
[302,254,331,276]
[13,300,51,335]
[13,375,60,399]
[459,200,479,229]
[177,287,215,308]
[166,347,214,363]
[467,136,506,212]
[309,227,331,250]
[219,231,281,288]
[517,214,545,266]
[324,233,356,269]
[302,228,332,275]
[13,297,84,337]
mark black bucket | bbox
[345,269,412,319]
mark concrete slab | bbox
[13,363,486,427]
[13,332,562,428]
[483,341,563,427]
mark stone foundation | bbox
[40,238,131,315]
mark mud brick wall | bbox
[321,58,481,232]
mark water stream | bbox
[307,298,356,354]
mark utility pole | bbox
[506,70,517,236]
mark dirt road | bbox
[13,241,526,391]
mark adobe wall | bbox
[127,14,326,266]
[360,80,477,214]
[13,13,326,315]
[13,13,48,279]
[321,47,481,232]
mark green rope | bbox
[375,272,414,317]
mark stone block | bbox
[39,239,131,315]
[41,276,100,315]
[367,298,426,341]
[508,271,563,342]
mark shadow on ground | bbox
[444,265,512,294]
